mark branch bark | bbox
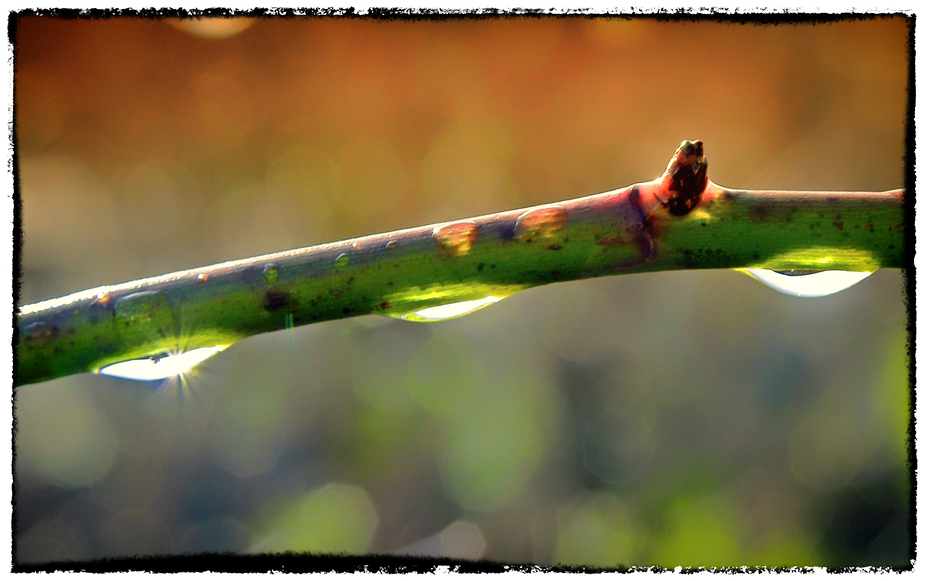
[15,141,905,387]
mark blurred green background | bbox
[13,15,910,567]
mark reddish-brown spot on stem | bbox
[627,186,658,261]
[263,289,292,311]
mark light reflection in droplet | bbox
[404,296,503,322]
[745,269,874,298]
[99,346,228,381]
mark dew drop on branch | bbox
[334,253,350,269]
[114,290,171,322]
[514,206,568,242]
[263,263,280,285]
[434,222,479,257]
[401,296,503,322]
[22,321,60,342]
[745,269,874,298]
[98,346,229,382]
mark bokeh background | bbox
[13,14,910,567]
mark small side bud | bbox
[659,140,708,216]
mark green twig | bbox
[15,141,904,387]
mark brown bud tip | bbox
[660,140,708,216]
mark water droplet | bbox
[22,321,59,341]
[98,346,229,382]
[197,273,210,283]
[334,253,350,269]
[402,296,503,322]
[114,290,171,322]
[745,269,874,298]
[263,263,280,285]
[434,222,479,257]
[386,240,397,250]
[514,206,568,242]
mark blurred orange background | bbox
[14,15,909,567]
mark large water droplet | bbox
[434,222,479,257]
[514,206,568,242]
[334,253,350,269]
[402,296,503,322]
[263,263,280,285]
[745,269,874,298]
[98,346,229,381]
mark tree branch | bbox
[15,141,905,387]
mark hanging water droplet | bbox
[402,296,503,322]
[434,222,479,257]
[263,263,280,285]
[334,253,350,269]
[98,345,229,382]
[745,269,875,298]
[386,240,397,250]
[514,206,568,242]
